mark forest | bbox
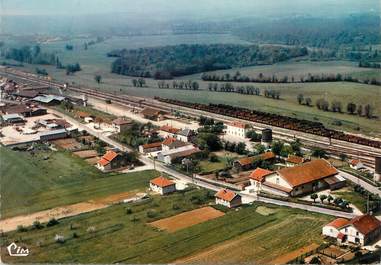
[109,44,308,79]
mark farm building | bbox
[323,215,381,246]
[285,155,305,167]
[141,107,167,121]
[215,189,242,208]
[39,128,68,141]
[1,113,24,124]
[139,141,162,155]
[112,117,133,133]
[162,137,190,151]
[14,90,40,98]
[176,128,195,142]
[225,121,250,139]
[149,176,176,195]
[158,125,180,138]
[256,159,345,197]
[233,151,276,171]
[96,150,129,172]
[349,159,366,170]
[32,95,66,105]
[2,103,47,117]
[157,145,201,164]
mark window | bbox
[276,178,280,184]
[356,232,359,236]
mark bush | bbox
[47,218,59,227]
[146,210,158,218]
[130,215,139,222]
[17,225,27,232]
[86,226,96,233]
[72,232,79,238]
[172,204,180,210]
[126,208,133,214]
[32,221,43,229]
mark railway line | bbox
[1,67,380,168]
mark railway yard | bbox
[1,66,380,168]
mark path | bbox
[0,192,138,233]
[339,170,381,197]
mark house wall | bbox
[322,226,340,238]
[266,174,293,190]
[226,125,247,138]
[215,198,231,208]
[150,183,176,195]
[177,135,189,142]
[340,226,365,245]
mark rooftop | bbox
[113,117,133,125]
[249,168,274,182]
[215,189,240,202]
[150,176,175,188]
[227,121,248,129]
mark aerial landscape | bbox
[0,0,380,264]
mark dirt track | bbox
[0,191,134,233]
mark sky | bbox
[1,0,379,18]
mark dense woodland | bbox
[109,44,308,79]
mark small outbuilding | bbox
[215,189,242,208]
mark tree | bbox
[290,139,302,155]
[347,102,357,114]
[339,153,347,161]
[255,144,266,154]
[235,142,247,155]
[311,148,326,158]
[310,193,318,203]
[305,97,312,106]
[364,104,373,119]
[246,130,260,141]
[271,141,284,156]
[94,75,102,84]
[327,195,334,204]
[357,105,363,116]
[297,94,304,104]
[319,194,327,204]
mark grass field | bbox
[0,188,332,264]
[332,188,367,213]
[0,146,159,218]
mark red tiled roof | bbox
[326,218,350,229]
[150,176,175,188]
[348,214,381,236]
[277,159,338,188]
[236,152,275,166]
[286,155,304,164]
[142,141,162,149]
[350,159,361,166]
[160,125,180,134]
[249,168,274,182]
[215,189,239,202]
[98,158,110,166]
[227,121,247,129]
[162,137,177,146]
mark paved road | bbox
[339,170,381,197]
[50,108,361,218]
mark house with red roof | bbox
[112,117,133,133]
[349,159,365,170]
[248,168,275,192]
[149,176,176,195]
[158,125,180,138]
[138,141,162,155]
[323,215,381,245]
[285,155,305,167]
[215,189,242,208]
[233,152,276,171]
[96,150,128,172]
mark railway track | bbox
[1,67,380,168]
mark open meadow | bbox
[0,146,159,218]
[0,187,333,264]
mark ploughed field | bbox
[1,186,332,264]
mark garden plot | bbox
[149,206,224,232]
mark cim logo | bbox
[7,242,29,257]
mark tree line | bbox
[109,44,308,79]
[157,80,199,90]
[202,71,380,86]
[297,94,374,119]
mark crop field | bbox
[149,206,225,232]
[0,188,332,264]
[0,146,160,218]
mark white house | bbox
[248,168,275,193]
[349,159,366,170]
[158,125,180,138]
[225,121,249,139]
[323,215,381,246]
[138,141,162,155]
[149,176,176,195]
[176,128,194,142]
[215,189,242,208]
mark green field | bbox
[0,146,159,218]
[0,187,332,264]
[2,35,381,137]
